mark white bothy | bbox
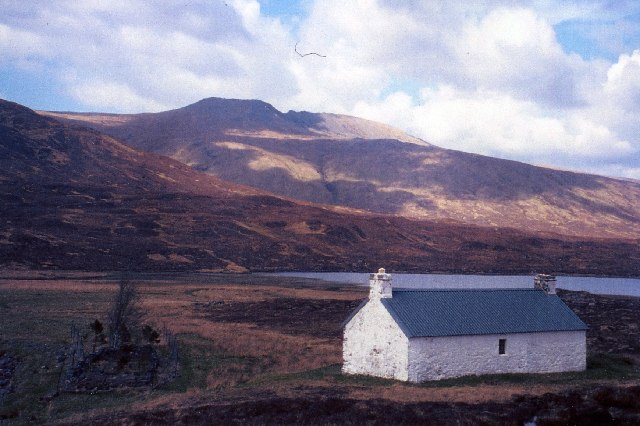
[343,290,409,380]
[342,271,587,382]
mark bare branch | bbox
[108,277,141,349]
[295,42,326,58]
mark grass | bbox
[409,352,640,388]
[2,275,640,424]
[45,389,147,425]
[0,277,335,423]
[160,332,261,392]
[0,345,59,424]
[585,352,639,380]
[0,281,144,425]
[252,352,640,391]
[0,343,152,425]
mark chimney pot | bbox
[369,268,392,299]
[534,273,557,294]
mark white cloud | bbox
[68,80,167,112]
[0,23,50,70]
[604,50,640,110]
[455,8,586,107]
[290,1,639,178]
[0,0,299,112]
[581,50,640,169]
[1,0,640,178]
[354,86,633,166]
[282,3,597,113]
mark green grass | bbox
[8,346,633,426]
[0,287,107,424]
[0,339,150,425]
[251,352,640,391]
[0,289,112,342]
[0,285,263,424]
[159,333,261,393]
[0,345,59,424]
[0,285,141,424]
[415,353,639,388]
[159,333,220,391]
[46,389,148,425]
[1,335,262,424]
[246,363,342,387]
[584,352,639,380]
[2,279,639,424]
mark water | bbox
[272,272,640,297]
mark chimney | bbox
[369,268,392,299]
[534,274,557,294]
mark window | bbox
[498,338,507,355]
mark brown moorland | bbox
[2,98,640,276]
[1,273,640,425]
[42,97,640,240]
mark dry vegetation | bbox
[5,100,640,276]
[1,273,640,424]
[44,97,640,240]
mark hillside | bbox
[42,97,640,240]
[2,98,639,274]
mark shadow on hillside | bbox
[199,136,622,218]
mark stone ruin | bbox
[60,323,178,393]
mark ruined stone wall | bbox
[342,300,409,381]
[408,330,586,382]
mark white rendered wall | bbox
[408,330,586,382]
[342,300,409,381]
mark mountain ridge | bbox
[42,96,428,146]
[4,97,639,274]
[41,97,640,240]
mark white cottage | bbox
[342,269,587,382]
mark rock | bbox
[608,407,640,423]
[0,352,18,402]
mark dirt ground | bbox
[1,273,640,425]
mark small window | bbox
[498,338,507,355]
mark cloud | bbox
[1,0,640,178]
[283,3,594,113]
[587,50,640,163]
[0,0,298,112]
[67,80,167,112]
[604,50,640,110]
[0,23,50,69]
[354,86,633,163]
[289,1,639,178]
[455,8,586,108]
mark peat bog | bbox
[1,273,640,424]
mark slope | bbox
[43,97,640,240]
[2,98,639,274]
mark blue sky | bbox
[1,1,640,179]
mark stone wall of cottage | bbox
[407,330,586,382]
[342,300,409,381]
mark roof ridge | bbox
[378,288,586,337]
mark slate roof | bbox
[379,288,587,338]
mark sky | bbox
[1,1,640,179]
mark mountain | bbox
[2,98,639,274]
[43,97,640,240]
